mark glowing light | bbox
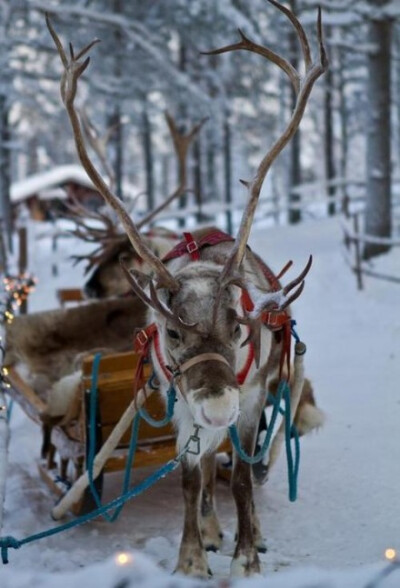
[2,367,8,376]
[385,548,397,561]
[115,552,133,566]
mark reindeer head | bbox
[154,261,243,428]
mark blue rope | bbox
[0,357,184,564]
[6,398,13,423]
[283,385,300,502]
[229,380,285,465]
[290,319,300,343]
[0,447,186,564]
[87,353,142,521]
[138,382,176,428]
[229,380,300,501]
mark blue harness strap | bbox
[229,379,300,502]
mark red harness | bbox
[162,229,234,262]
[134,229,292,389]
[134,320,255,388]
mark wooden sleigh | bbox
[56,288,85,307]
[6,349,231,518]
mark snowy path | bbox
[1,218,399,584]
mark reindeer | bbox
[47,0,327,577]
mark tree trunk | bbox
[395,25,400,170]
[288,0,302,224]
[177,41,187,227]
[337,47,349,213]
[324,41,336,216]
[107,0,124,200]
[223,118,233,235]
[364,9,392,259]
[193,136,204,224]
[0,94,12,253]
[108,105,124,200]
[142,106,154,213]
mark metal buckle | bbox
[186,240,199,254]
[186,425,201,455]
[136,329,148,348]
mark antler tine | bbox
[202,28,300,94]
[267,0,311,71]
[149,280,198,332]
[120,260,197,332]
[282,254,312,295]
[46,16,180,293]
[280,279,305,310]
[204,2,327,283]
[138,113,208,229]
[119,260,154,307]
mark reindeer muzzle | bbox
[171,353,240,429]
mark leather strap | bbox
[178,352,230,375]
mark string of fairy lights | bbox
[0,334,10,419]
[0,273,36,411]
[0,273,37,325]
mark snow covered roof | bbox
[11,164,140,204]
[10,165,95,203]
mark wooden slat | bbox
[57,288,84,306]
[81,351,142,377]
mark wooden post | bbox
[353,214,364,290]
[18,227,28,314]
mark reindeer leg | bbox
[175,460,210,578]
[231,423,262,577]
[200,452,223,552]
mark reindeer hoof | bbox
[252,462,269,485]
[175,555,210,579]
[230,552,261,577]
[201,515,223,552]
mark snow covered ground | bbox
[1,216,399,586]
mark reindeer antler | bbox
[46,14,180,291]
[119,259,198,332]
[202,0,328,281]
[219,255,312,367]
[137,112,207,229]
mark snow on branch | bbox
[29,1,213,107]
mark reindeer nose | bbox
[197,388,239,429]
[201,407,238,428]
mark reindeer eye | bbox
[234,324,241,338]
[167,328,180,340]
